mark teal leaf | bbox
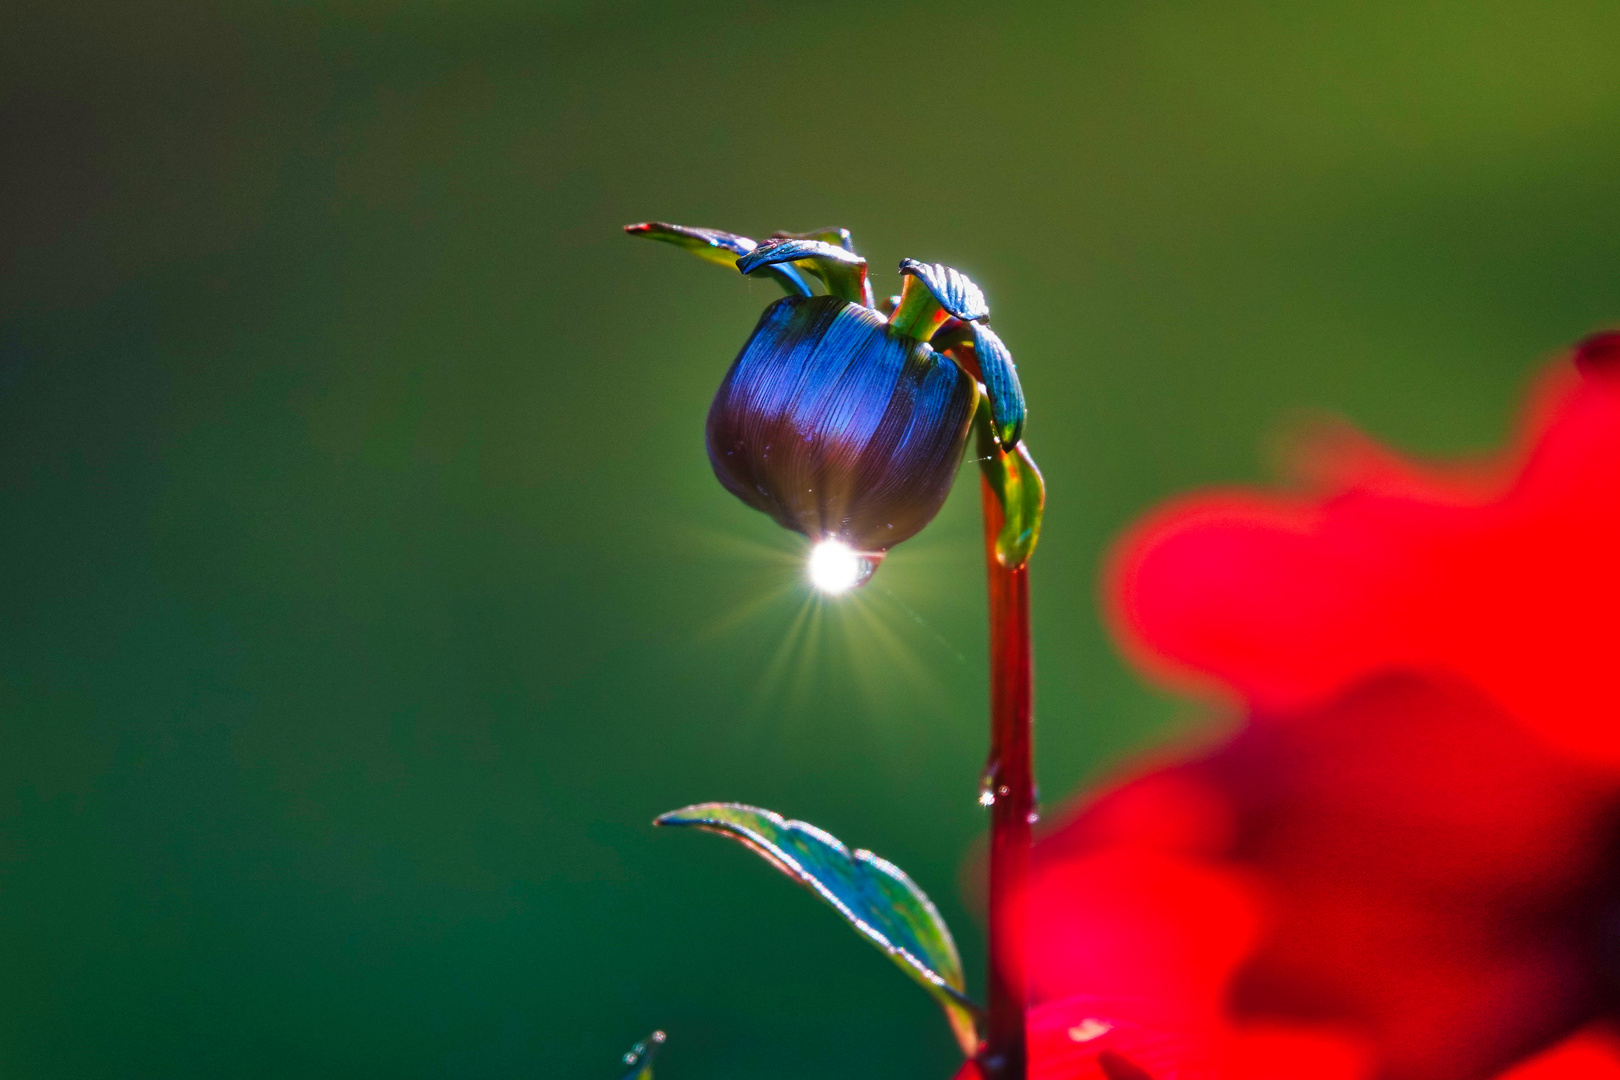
[623,222,813,297]
[738,238,870,306]
[655,802,980,1055]
[617,1031,665,1080]
[972,322,1026,450]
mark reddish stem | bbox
[980,475,1033,1080]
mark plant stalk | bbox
[980,474,1033,1080]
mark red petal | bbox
[1109,357,1620,763]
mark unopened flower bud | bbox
[706,294,977,552]
[626,220,1036,578]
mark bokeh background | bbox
[3,1,1618,1076]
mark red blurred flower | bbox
[1007,335,1620,1080]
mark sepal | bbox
[771,226,856,253]
[975,397,1043,567]
[888,271,953,340]
[931,320,1027,450]
[771,228,875,305]
[738,238,870,306]
[899,260,989,322]
[623,222,813,297]
[655,802,981,1055]
[972,322,1026,450]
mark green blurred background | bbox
[2,1,1617,1076]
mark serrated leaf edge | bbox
[654,803,977,1013]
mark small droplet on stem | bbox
[979,759,1002,806]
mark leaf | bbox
[975,396,1044,567]
[655,802,981,1055]
[617,1030,665,1080]
[738,237,870,306]
[623,222,813,297]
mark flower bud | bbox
[706,294,977,554]
[626,220,1036,575]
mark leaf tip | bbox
[653,802,721,827]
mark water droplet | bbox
[978,759,1000,806]
[807,540,882,592]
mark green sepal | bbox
[889,260,989,341]
[623,222,813,297]
[888,271,952,340]
[655,802,981,1056]
[771,227,875,306]
[772,226,856,253]
[975,396,1044,567]
[617,1031,665,1080]
[738,238,870,306]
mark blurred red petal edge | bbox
[1488,1024,1620,1079]
[1103,352,1620,765]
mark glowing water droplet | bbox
[807,540,879,593]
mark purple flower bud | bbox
[706,295,977,554]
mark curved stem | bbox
[980,475,1033,1080]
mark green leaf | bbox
[623,222,812,297]
[617,1031,665,1080]
[738,237,870,306]
[975,396,1044,567]
[654,802,981,1055]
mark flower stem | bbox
[980,474,1033,1080]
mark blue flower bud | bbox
[706,295,977,554]
[626,221,1034,576]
